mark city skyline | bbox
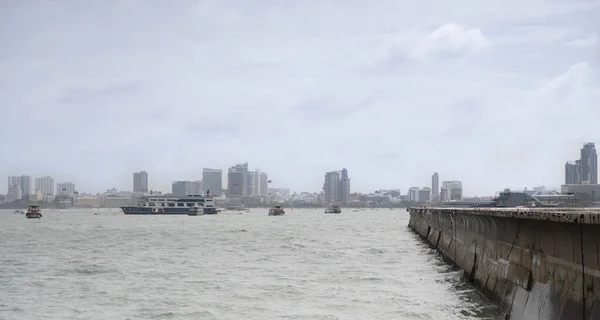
[1,1,598,196]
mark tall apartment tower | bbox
[565,143,598,185]
[565,161,580,184]
[202,168,223,196]
[259,172,268,197]
[228,163,248,198]
[580,143,597,184]
[133,171,149,192]
[57,182,76,195]
[323,171,341,203]
[432,172,439,202]
[35,176,55,195]
[339,168,350,204]
[18,175,32,198]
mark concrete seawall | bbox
[408,207,600,320]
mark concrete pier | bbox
[408,207,600,320]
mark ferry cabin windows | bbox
[167,202,175,207]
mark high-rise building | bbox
[8,176,33,198]
[339,168,350,204]
[408,187,420,202]
[432,172,439,202]
[259,172,268,197]
[202,168,223,196]
[419,187,432,203]
[6,184,21,202]
[322,169,351,204]
[8,176,20,190]
[172,181,202,197]
[565,161,580,184]
[441,181,462,201]
[580,143,597,184]
[19,175,32,198]
[35,176,55,195]
[228,163,248,198]
[246,171,260,197]
[564,143,598,185]
[57,182,76,195]
[133,171,149,193]
[323,171,340,203]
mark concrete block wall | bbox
[408,207,600,320]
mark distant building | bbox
[561,184,600,203]
[408,187,420,202]
[580,143,597,184]
[322,169,351,204]
[6,184,21,202]
[339,168,350,204]
[565,161,580,184]
[432,172,439,202]
[73,196,100,208]
[268,188,290,197]
[247,171,260,197]
[9,175,32,198]
[565,143,598,185]
[8,176,20,190]
[441,181,462,201]
[202,168,223,196]
[228,163,248,198]
[133,171,149,193]
[35,176,55,195]
[419,187,431,203]
[57,182,76,196]
[101,196,133,208]
[33,189,43,201]
[323,171,340,203]
[259,172,268,197]
[172,180,203,197]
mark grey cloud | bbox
[56,80,142,105]
[1,1,599,195]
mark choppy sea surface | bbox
[0,208,501,320]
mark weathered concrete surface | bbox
[408,207,600,320]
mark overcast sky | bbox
[1,0,599,196]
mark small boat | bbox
[188,206,203,216]
[13,210,25,214]
[268,205,285,216]
[26,205,42,219]
[325,205,341,214]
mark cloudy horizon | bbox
[1,0,599,196]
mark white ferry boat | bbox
[122,194,217,215]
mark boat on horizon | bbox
[121,194,218,215]
[325,205,341,214]
[26,205,42,219]
[268,205,285,216]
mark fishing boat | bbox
[325,205,341,214]
[26,205,42,219]
[268,205,285,216]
